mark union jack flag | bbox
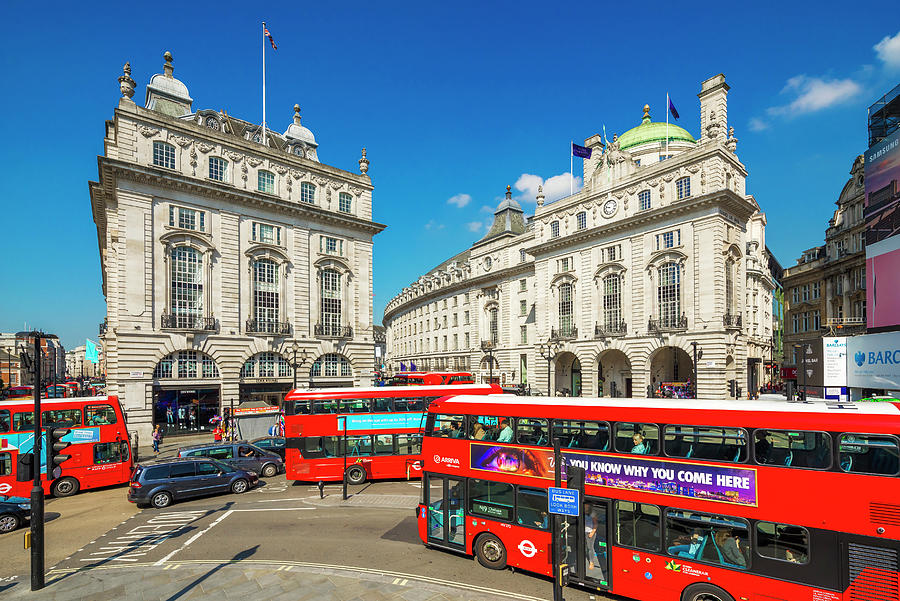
[264,23,277,50]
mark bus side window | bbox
[839,434,900,475]
[614,422,659,455]
[0,452,11,476]
[397,434,422,455]
[756,521,809,564]
[85,405,116,425]
[374,434,394,455]
[755,430,831,469]
[94,442,121,464]
[12,412,34,432]
[43,409,82,428]
[516,418,549,446]
[665,426,748,463]
[0,410,10,433]
[373,398,392,412]
[432,414,464,438]
[616,501,660,551]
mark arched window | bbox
[658,263,681,327]
[320,269,342,336]
[153,351,219,379]
[676,176,691,199]
[241,352,291,378]
[153,141,176,169]
[258,170,275,194]
[301,182,316,204]
[603,274,622,330]
[171,246,203,328]
[550,221,560,238]
[338,192,352,213]
[559,283,574,337]
[253,259,279,329]
[489,306,499,345]
[311,353,352,377]
[576,212,587,230]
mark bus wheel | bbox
[475,533,507,570]
[346,465,366,485]
[681,583,735,601]
[51,477,80,498]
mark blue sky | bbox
[1,1,898,351]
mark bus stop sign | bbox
[548,487,579,516]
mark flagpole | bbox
[570,140,573,196]
[665,93,669,160]
[262,21,267,146]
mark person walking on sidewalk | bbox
[152,425,163,454]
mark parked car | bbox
[249,436,286,459]
[0,496,30,533]
[127,457,258,509]
[176,441,284,478]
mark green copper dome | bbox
[617,104,695,150]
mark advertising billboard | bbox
[823,337,847,387]
[847,331,900,391]
[865,127,900,330]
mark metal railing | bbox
[723,313,742,328]
[551,326,578,340]
[315,324,353,339]
[161,314,217,331]
[648,314,687,332]
[245,319,291,335]
[595,321,627,338]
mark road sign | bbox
[548,486,579,516]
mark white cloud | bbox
[424,219,444,230]
[768,75,861,116]
[513,172,583,205]
[466,221,484,233]
[748,117,769,132]
[447,193,472,208]
[875,30,900,69]
[480,205,495,213]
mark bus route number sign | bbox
[548,487,579,516]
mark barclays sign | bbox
[847,332,900,390]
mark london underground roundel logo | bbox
[0,483,11,495]
[518,539,537,558]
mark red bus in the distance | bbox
[418,395,900,601]
[386,372,475,386]
[283,384,499,485]
[0,396,133,497]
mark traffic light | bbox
[46,427,72,479]
[16,452,34,482]
[728,380,736,397]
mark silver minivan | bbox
[177,441,284,477]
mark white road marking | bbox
[154,510,233,566]
[78,511,205,563]
[231,507,314,512]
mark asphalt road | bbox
[0,477,619,600]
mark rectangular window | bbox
[0,452,10,476]
[756,522,809,564]
[664,425,747,463]
[42,409,82,427]
[94,441,128,464]
[559,258,570,272]
[665,509,749,568]
[520,354,527,384]
[577,212,587,230]
[169,206,205,232]
[812,281,821,299]
[639,190,651,211]
[153,141,176,169]
[520,299,528,316]
[13,412,34,431]
[300,182,316,204]
[754,430,831,468]
[553,420,610,450]
[344,435,373,457]
[551,221,560,238]
[812,310,820,331]
[396,434,422,455]
[464,311,470,325]
[520,325,527,344]
[516,488,549,530]
[616,501,660,551]
[374,434,394,455]
[520,278,527,292]
[802,284,810,301]
[0,410,9,434]
[839,434,900,475]
[802,312,809,332]
[453,334,458,350]
[469,479,514,521]
[430,414,465,438]
[452,313,458,326]
[520,249,527,263]
[791,313,799,333]
[339,192,352,213]
[614,422,659,455]
[464,333,470,348]
[85,404,117,425]
[676,176,691,199]
[656,229,681,250]
[208,157,228,182]
[258,170,275,194]
[252,222,281,246]
[322,236,342,256]
[791,287,800,304]
[516,418,549,445]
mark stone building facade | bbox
[384,75,774,399]
[91,53,384,439]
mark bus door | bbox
[565,497,610,590]
[425,474,465,549]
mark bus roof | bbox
[285,384,499,400]
[430,395,900,428]
[0,395,116,408]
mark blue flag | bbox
[572,143,592,159]
[85,339,99,364]
[410,362,417,371]
[400,362,407,372]
[668,97,679,120]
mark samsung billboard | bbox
[865,127,900,331]
[847,331,900,391]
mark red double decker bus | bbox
[283,384,500,485]
[387,372,475,386]
[0,396,132,497]
[418,395,900,601]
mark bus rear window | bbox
[839,434,900,475]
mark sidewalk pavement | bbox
[0,560,547,601]
[137,432,216,463]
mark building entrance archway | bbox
[649,346,694,398]
[597,350,632,397]
[554,352,582,396]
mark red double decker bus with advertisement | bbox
[418,395,900,601]
[282,384,500,485]
[386,372,476,386]
[0,396,132,498]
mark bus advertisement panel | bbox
[0,396,132,498]
[417,395,900,601]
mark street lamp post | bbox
[480,340,495,384]
[690,342,702,399]
[290,341,309,391]
[539,340,560,397]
